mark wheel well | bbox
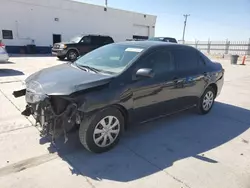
[67,48,79,55]
[111,104,129,130]
[209,83,218,97]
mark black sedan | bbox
[13,41,224,153]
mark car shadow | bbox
[42,101,250,182]
[0,69,24,77]
[9,54,53,58]
[56,58,69,62]
[0,61,15,64]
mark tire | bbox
[57,56,66,60]
[197,86,216,114]
[67,50,78,62]
[79,107,124,153]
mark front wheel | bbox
[197,86,215,114]
[67,50,78,62]
[79,107,124,153]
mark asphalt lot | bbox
[0,56,250,188]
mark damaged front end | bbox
[13,85,82,143]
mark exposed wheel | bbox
[67,50,78,62]
[79,107,124,153]
[57,56,66,60]
[197,86,215,114]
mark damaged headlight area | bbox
[14,87,82,143]
[25,90,47,104]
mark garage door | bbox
[133,24,149,40]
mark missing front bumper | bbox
[13,88,81,143]
[22,99,80,143]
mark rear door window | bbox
[199,51,212,65]
[172,48,198,71]
[199,54,206,66]
[90,36,102,45]
[163,38,177,43]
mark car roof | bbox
[82,34,112,37]
[153,37,176,39]
[115,41,187,49]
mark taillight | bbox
[0,42,5,48]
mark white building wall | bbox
[0,0,156,48]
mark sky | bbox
[77,0,250,41]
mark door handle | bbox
[173,77,184,88]
[173,77,183,83]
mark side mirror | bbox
[135,68,154,79]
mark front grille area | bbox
[26,97,78,142]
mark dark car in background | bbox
[52,34,114,61]
[14,41,224,153]
[148,37,178,43]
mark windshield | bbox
[74,44,145,74]
[148,37,163,41]
[70,35,82,43]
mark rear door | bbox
[91,36,104,50]
[171,47,205,108]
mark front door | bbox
[131,48,177,122]
[78,36,100,55]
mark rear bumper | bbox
[51,49,67,57]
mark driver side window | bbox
[142,49,175,75]
[80,36,91,44]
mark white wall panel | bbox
[0,0,157,46]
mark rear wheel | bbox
[67,50,78,62]
[79,107,124,153]
[197,86,215,114]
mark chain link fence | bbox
[184,39,250,55]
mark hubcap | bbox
[93,116,120,148]
[202,91,214,111]
[69,52,77,60]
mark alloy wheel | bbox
[202,91,214,111]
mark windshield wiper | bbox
[75,64,100,73]
[74,63,116,75]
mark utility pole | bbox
[105,0,108,7]
[182,14,190,44]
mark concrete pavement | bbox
[0,56,249,188]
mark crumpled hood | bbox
[25,63,113,95]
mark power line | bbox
[182,14,190,44]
